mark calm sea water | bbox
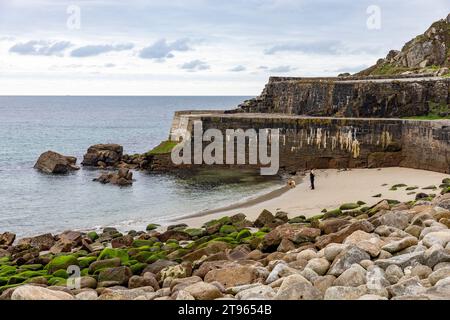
[0,96,283,238]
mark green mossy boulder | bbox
[323,209,342,219]
[87,231,99,241]
[97,248,129,264]
[146,253,167,264]
[52,269,69,279]
[357,201,366,206]
[0,266,16,277]
[130,262,147,275]
[219,225,237,234]
[442,178,450,184]
[46,255,79,274]
[132,239,154,248]
[423,185,437,190]
[236,229,251,242]
[18,264,43,271]
[184,228,205,238]
[78,256,97,268]
[134,251,154,263]
[146,224,160,231]
[48,277,67,286]
[339,203,360,211]
[392,184,407,189]
[406,186,418,191]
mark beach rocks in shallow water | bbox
[34,151,80,174]
[82,144,123,167]
[93,168,133,186]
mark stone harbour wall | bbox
[166,113,450,174]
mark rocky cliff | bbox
[357,14,450,76]
[236,76,450,118]
[236,15,450,118]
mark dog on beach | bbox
[287,178,296,189]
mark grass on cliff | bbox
[146,140,178,155]
[404,102,450,120]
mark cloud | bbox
[70,43,133,57]
[229,65,246,72]
[9,40,72,56]
[180,60,210,72]
[332,64,369,74]
[265,40,342,55]
[269,65,296,73]
[139,38,191,61]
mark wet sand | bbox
[174,167,450,227]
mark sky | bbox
[0,0,448,95]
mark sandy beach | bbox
[176,167,450,227]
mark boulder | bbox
[18,233,55,251]
[428,267,450,286]
[128,274,159,290]
[328,246,370,276]
[319,219,351,234]
[183,282,223,300]
[262,224,320,249]
[82,144,123,167]
[11,285,74,300]
[34,151,80,174]
[0,232,15,246]
[333,264,367,287]
[324,285,367,300]
[375,251,425,270]
[98,266,133,287]
[204,266,267,288]
[371,211,410,230]
[305,258,330,276]
[315,220,374,249]
[274,274,322,300]
[235,285,276,300]
[382,236,419,254]
[387,276,427,297]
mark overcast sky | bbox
[0,0,448,95]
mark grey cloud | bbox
[180,60,210,72]
[9,40,72,56]
[265,40,342,55]
[229,65,246,72]
[71,43,133,57]
[139,38,191,60]
[269,65,296,73]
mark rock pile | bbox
[93,168,133,186]
[0,187,449,300]
[82,144,123,168]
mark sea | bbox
[0,96,283,238]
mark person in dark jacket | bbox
[310,169,316,190]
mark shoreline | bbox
[175,167,450,228]
[170,174,303,221]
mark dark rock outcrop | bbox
[93,168,133,186]
[236,76,450,118]
[34,151,80,174]
[82,144,123,167]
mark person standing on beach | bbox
[310,169,316,190]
